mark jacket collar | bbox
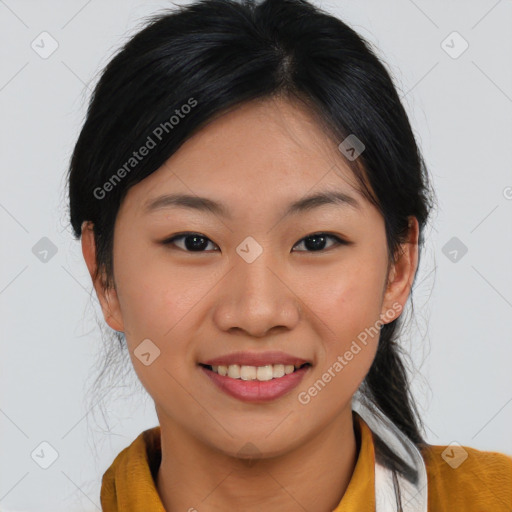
[100,404,424,511]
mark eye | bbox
[162,232,219,252]
[161,232,349,253]
[292,233,348,252]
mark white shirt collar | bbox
[353,394,428,512]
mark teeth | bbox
[241,365,257,380]
[227,364,241,379]
[284,364,295,375]
[257,365,273,381]
[273,364,285,378]
[208,363,305,380]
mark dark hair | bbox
[67,0,436,483]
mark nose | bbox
[212,252,302,338]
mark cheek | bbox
[297,252,385,403]
[330,275,384,342]
[294,271,382,425]
[111,241,224,391]
[113,237,197,340]
[317,280,381,381]
[112,256,202,407]
[306,256,386,345]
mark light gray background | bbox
[1,0,511,510]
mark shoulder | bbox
[100,427,162,509]
[420,442,512,511]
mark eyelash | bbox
[161,232,349,253]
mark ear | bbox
[380,216,419,324]
[81,221,125,332]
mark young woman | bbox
[66,0,512,510]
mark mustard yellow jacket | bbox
[100,414,512,511]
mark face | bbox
[82,96,418,459]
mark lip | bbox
[199,364,311,403]
[201,350,310,367]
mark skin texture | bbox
[82,95,419,512]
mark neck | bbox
[156,407,359,512]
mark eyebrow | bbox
[143,190,361,219]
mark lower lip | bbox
[199,365,311,403]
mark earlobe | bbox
[380,216,419,324]
[81,221,125,333]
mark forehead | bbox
[122,96,367,215]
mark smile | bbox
[199,363,312,402]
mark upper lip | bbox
[201,351,311,367]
